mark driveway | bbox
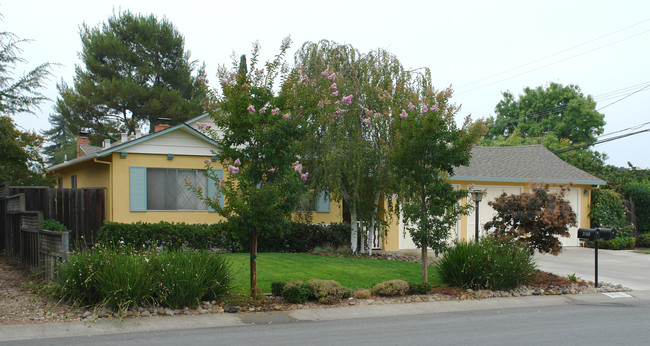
[534,247,650,290]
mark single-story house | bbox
[49,113,604,249]
[47,113,343,225]
[382,145,606,251]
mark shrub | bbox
[305,279,352,304]
[590,189,629,230]
[408,282,432,295]
[371,280,409,296]
[271,281,286,297]
[484,183,576,255]
[98,221,351,253]
[43,219,70,233]
[637,233,650,248]
[353,289,372,299]
[281,284,312,304]
[607,237,636,250]
[623,181,650,232]
[437,238,536,291]
[153,250,233,309]
[55,245,233,311]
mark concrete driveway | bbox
[534,247,650,290]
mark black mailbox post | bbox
[577,228,617,288]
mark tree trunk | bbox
[350,207,358,254]
[421,246,428,283]
[250,227,258,296]
[367,191,381,256]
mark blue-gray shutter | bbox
[315,190,330,213]
[207,169,224,211]
[129,166,147,212]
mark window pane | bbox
[147,168,166,210]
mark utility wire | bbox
[597,84,650,111]
[456,19,650,90]
[553,127,650,154]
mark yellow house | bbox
[46,114,343,225]
[382,145,606,251]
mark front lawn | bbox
[224,253,443,293]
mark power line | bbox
[457,28,650,95]
[597,84,650,111]
[598,121,650,139]
[553,127,650,154]
[456,19,650,91]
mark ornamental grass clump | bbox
[436,238,536,291]
[55,245,233,312]
[153,250,233,309]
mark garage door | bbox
[467,185,523,241]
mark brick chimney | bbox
[76,130,90,158]
[154,118,172,132]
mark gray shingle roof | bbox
[451,144,606,185]
[79,144,102,156]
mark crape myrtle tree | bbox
[196,39,352,295]
[484,183,577,255]
[0,23,54,185]
[291,41,409,254]
[45,11,208,163]
[393,71,485,282]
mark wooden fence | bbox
[0,183,104,278]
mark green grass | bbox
[633,249,650,254]
[224,253,443,293]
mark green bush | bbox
[281,284,312,304]
[637,233,650,248]
[55,245,233,311]
[271,281,286,297]
[408,282,432,295]
[304,279,352,304]
[43,219,70,233]
[590,189,628,230]
[623,181,650,232]
[586,236,636,250]
[98,221,351,253]
[371,280,409,296]
[153,250,233,309]
[437,238,536,291]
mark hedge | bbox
[98,221,350,253]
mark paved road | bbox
[534,246,650,290]
[5,292,650,345]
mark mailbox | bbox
[577,228,617,241]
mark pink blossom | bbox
[400,109,408,119]
[294,163,303,173]
[363,117,371,125]
[423,105,428,112]
[272,108,280,116]
[333,108,345,119]
[328,72,336,81]
[198,76,206,85]
[317,101,325,108]
[204,158,211,165]
[234,158,241,166]
[228,80,236,86]
[330,83,337,91]
[300,172,309,181]
[283,112,291,120]
[197,122,205,130]
[292,161,300,168]
[342,94,353,105]
[220,78,228,85]
[364,108,373,117]
[298,114,304,118]
[430,101,439,112]
[204,124,212,130]
[229,165,239,174]
[408,102,415,111]
[247,104,255,114]
[331,91,339,97]
[270,167,278,173]
[450,244,457,250]
[259,107,266,114]
[321,68,329,77]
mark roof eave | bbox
[450,175,607,186]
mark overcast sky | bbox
[4,0,650,168]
